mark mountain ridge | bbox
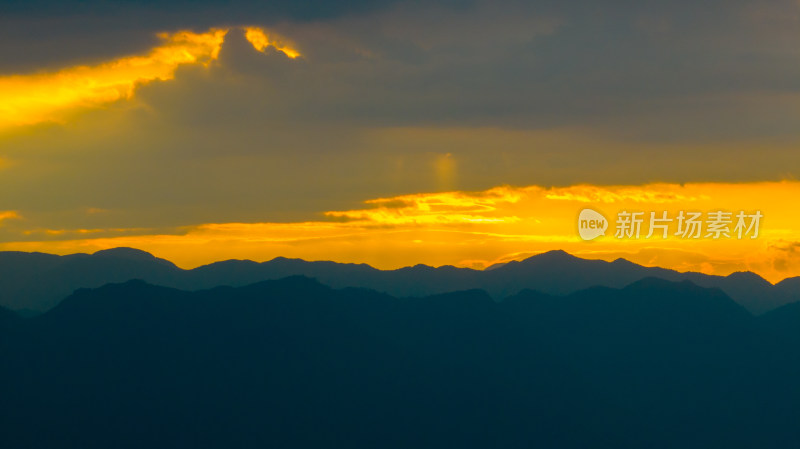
[2,275,799,448]
[0,247,797,314]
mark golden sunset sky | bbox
[1,0,799,281]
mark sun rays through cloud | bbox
[0,26,300,131]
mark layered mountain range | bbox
[2,276,800,448]
[1,247,797,314]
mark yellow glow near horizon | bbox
[2,181,800,283]
[325,187,523,225]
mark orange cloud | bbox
[0,211,20,224]
[545,184,709,203]
[1,181,799,283]
[0,26,301,130]
[0,29,227,130]
[324,187,524,225]
[244,27,302,59]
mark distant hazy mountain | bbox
[1,277,799,448]
[0,304,18,326]
[0,248,182,311]
[1,247,798,314]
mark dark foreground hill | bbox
[1,277,799,448]
[1,247,800,314]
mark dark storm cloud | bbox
[114,0,798,142]
[0,0,409,72]
[0,0,405,22]
[3,0,798,115]
[1,0,799,232]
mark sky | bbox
[0,0,799,281]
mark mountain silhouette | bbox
[1,276,799,448]
[0,304,18,327]
[0,248,182,311]
[0,247,798,314]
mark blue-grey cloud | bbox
[0,0,798,234]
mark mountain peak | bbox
[91,247,176,267]
[520,249,578,264]
[725,271,772,286]
[611,257,637,266]
[93,247,156,259]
